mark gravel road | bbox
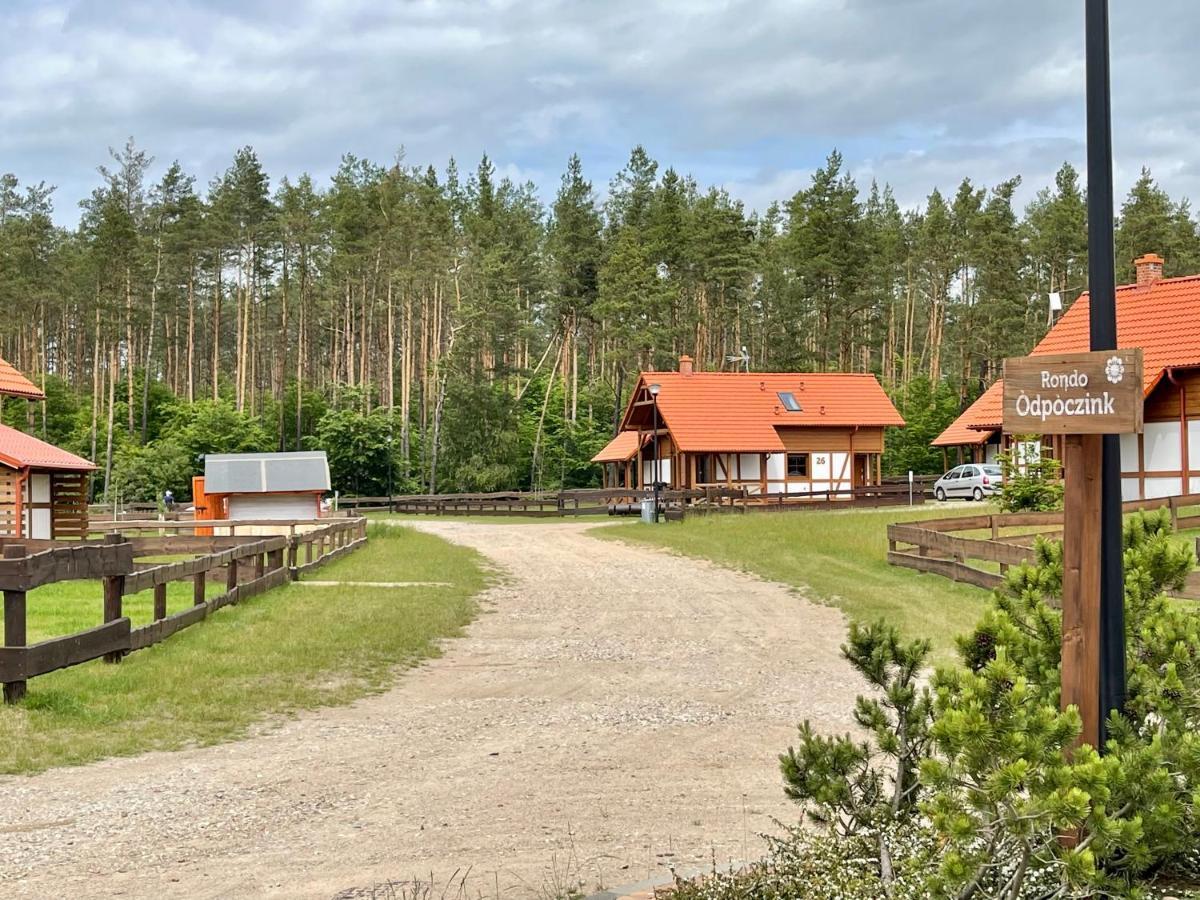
[1,520,864,899]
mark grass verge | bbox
[0,524,486,775]
[595,505,995,662]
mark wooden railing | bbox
[0,517,367,703]
[342,484,922,518]
[887,493,1200,596]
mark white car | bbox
[933,464,1003,502]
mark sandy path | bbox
[1,521,863,899]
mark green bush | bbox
[754,509,1200,899]
[996,439,1063,512]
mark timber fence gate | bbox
[887,493,1200,598]
[0,517,367,703]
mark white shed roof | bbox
[204,451,330,494]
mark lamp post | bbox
[1085,0,1125,744]
[649,382,662,522]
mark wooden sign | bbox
[1003,348,1143,435]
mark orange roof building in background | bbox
[0,357,96,540]
[933,254,1200,501]
[593,355,903,500]
[0,354,45,400]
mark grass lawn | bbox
[596,504,998,662]
[0,524,487,775]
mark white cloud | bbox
[0,0,1197,223]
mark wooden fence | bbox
[341,483,925,518]
[0,517,367,703]
[887,493,1200,597]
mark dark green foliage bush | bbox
[995,440,1063,512]
[749,509,1200,899]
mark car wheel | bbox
[935,487,946,502]
[973,486,984,501]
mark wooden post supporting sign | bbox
[1004,348,1143,749]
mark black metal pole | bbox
[1085,0,1125,743]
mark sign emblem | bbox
[1105,355,1125,384]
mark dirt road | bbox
[1,521,863,899]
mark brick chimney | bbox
[678,354,694,377]
[1134,253,1164,287]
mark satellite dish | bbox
[1049,292,1063,312]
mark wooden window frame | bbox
[786,452,809,478]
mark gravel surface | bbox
[1,520,864,899]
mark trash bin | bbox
[640,498,656,523]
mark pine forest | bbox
[3,140,1198,500]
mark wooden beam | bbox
[1061,433,1103,750]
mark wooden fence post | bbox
[226,554,239,597]
[3,545,28,704]
[287,537,298,575]
[102,533,126,664]
[193,571,206,606]
[153,582,167,621]
[255,551,265,579]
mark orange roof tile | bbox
[0,424,97,471]
[619,372,904,453]
[938,272,1200,443]
[0,356,44,400]
[592,430,645,463]
[932,383,1002,446]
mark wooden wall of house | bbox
[776,426,885,454]
[1144,369,1200,421]
[50,472,89,538]
[0,467,16,536]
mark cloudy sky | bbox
[2,0,1196,225]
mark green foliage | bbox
[996,439,1063,512]
[772,509,1200,899]
[311,408,408,497]
[885,376,963,475]
[780,622,933,881]
[926,509,1200,897]
[108,438,193,503]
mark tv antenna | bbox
[725,346,750,372]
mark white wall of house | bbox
[738,454,761,480]
[24,473,51,539]
[641,459,672,486]
[1144,422,1182,472]
[766,453,785,480]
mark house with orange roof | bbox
[593,355,905,499]
[934,253,1200,501]
[0,355,96,540]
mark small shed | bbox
[0,424,95,540]
[200,451,331,522]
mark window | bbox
[777,391,802,412]
[787,453,809,477]
[944,469,960,480]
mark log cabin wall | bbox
[51,472,90,538]
[0,467,16,536]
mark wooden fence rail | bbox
[887,493,1200,598]
[0,517,367,703]
[343,483,925,518]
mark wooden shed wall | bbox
[777,426,884,453]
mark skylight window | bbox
[777,391,802,412]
